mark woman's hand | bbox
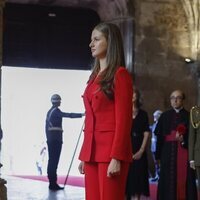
[107,158,121,177]
[78,161,85,174]
[175,132,183,142]
[190,161,195,170]
[132,148,143,160]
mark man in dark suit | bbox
[155,90,197,200]
[189,105,200,199]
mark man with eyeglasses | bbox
[155,90,197,200]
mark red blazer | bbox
[79,67,133,162]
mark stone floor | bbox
[1,175,159,200]
[4,175,85,200]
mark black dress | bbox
[126,109,150,199]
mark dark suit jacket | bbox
[79,67,133,162]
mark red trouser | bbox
[84,162,129,200]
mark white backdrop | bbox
[1,66,90,176]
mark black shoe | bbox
[49,184,64,191]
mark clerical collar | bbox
[174,107,183,113]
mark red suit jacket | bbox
[79,67,133,162]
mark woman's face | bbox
[89,29,108,59]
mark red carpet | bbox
[12,175,157,200]
[12,175,84,188]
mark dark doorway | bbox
[3,3,100,70]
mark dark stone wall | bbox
[0,0,4,66]
[3,3,100,70]
[132,0,198,123]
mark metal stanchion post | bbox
[63,123,84,188]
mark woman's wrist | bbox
[111,158,120,162]
[139,147,145,152]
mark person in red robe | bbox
[155,90,197,200]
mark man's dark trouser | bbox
[196,167,200,200]
[47,141,62,186]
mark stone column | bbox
[0,0,5,122]
[107,17,135,74]
[0,0,4,65]
[0,164,7,200]
[197,60,200,105]
[119,18,135,74]
[0,1,7,199]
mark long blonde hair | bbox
[89,22,125,99]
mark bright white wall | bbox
[1,66,90,176]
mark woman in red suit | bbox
[78,22,133,200]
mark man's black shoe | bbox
[49,184,64,191]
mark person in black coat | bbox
[155,90,197,200]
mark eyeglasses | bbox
[170,96,183,100]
